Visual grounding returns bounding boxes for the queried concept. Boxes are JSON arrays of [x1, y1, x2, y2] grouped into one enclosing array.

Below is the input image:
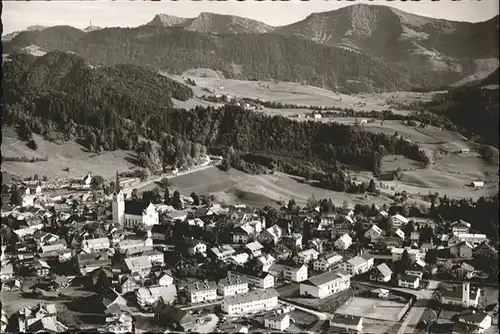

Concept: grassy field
[[166, 71, 437, 115], [168, 166, 394, 208], [1, 127, 137, 180]]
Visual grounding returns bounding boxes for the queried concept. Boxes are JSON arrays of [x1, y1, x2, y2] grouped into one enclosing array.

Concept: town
[[1, 171, 498, 334]]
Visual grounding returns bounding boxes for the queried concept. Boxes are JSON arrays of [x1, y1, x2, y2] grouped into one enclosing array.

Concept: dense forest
[[424, 86, 499, 147], [3, 25, 465, 93], [3, 51, 430, 189]]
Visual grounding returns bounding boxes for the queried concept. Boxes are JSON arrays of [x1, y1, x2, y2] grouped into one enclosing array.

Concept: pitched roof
[[457, 311, 490, 324], [399, 274, 419, 283], [245, 241, 264, 252], [186, 280, 217, 293], [302, 269, 350, 287], [375, 263, 393, 277], [223, 288, 279, 306], [151, 224, 169, 234], [218, 276, 249, 287], [347, 256, 367, 267], [124, 200, 149, 216], [124, 256, 151, 271]]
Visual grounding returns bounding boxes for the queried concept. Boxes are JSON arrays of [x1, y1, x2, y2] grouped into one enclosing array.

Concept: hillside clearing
[[1, 129, 136, 180], [167, 166, 394, 208], [165, 71, 438, 115]]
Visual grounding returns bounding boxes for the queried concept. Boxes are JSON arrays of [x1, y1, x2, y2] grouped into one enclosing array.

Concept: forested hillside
[[4, 51, 428, 191], [3, 25, 459, 93], [425, 86, 499, 147]]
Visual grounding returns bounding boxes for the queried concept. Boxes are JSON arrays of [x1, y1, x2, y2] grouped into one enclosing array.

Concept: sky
[[2, 0, 499, 34]]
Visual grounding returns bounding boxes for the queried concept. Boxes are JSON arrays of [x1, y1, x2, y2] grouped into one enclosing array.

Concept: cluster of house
[[2, 177, 498, 333]]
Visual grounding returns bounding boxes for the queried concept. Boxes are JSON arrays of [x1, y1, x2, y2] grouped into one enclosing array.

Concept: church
[[112, 172, 159, 229]]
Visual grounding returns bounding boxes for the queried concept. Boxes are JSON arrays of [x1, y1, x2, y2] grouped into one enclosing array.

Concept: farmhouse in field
[[471, 181, 484, 189]]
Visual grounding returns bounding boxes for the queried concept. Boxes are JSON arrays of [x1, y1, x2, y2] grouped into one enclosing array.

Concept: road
[[397, 280, 440, 334], [352, 280, 440, 334]]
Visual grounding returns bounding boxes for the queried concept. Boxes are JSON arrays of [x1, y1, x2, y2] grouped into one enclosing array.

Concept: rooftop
[[186, 280, 217, 292], [223, 288, 279, 306], [302, 269, 350, 287]]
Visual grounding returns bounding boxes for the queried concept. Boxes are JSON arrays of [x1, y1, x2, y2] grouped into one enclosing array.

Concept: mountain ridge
[[145, 12, 275, 34]]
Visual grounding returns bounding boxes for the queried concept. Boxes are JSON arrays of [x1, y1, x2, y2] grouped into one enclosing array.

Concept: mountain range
[[3, 4, 499, 92]]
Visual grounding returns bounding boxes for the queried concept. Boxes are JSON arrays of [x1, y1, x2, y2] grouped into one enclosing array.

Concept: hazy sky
[[3, 0, 499, 34]]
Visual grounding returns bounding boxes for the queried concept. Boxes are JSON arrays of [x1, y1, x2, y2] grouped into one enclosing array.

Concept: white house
[[334, 234, 352, 251], [448, 233, 488, 247], [217, 276, 249, 296], [186, 239, 207, 257], [228, 270, 274, 289], [222, 289, 279, 315], [343, 255, 374, 276], [451, 220, 471, 234], [398, 274, 420, 289], [229, 253, 250, 267], [391, 248, 422, 263], [245, 241, 264, 257], [296, 248, 319, 264], [299, 269, 351, 299], [457, 311, 492, 332], [450, 241, 474, 258], [313, 253, 343, 272], [329, 314, 363, 332], [257, 254, 276, 272], [391, 214, 409, 229], [81, 237, 110, 252], [365, 225, 382, 241], [232, 225, 253, 244], [136, 285, 177, 308], [258, 225, 283, 245], [471, 181, 484, 189], [264, 314, 290, 331], [210, 245, 236, 261], [370, 263, 393, 283], [280, 263, 308, 283], [186, 281, 217, 304], [123, 256, 152, 277]]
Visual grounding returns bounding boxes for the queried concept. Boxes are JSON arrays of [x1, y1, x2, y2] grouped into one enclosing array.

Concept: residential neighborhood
[[0, 173, 498, 334]]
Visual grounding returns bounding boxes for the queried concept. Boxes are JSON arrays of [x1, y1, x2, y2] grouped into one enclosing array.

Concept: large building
[[313, 253, 343, 272], [228, 270, 274, 289], [186, 281, 217, 304], [299, 269, 351, 299], [113, 191, 159, 228], [222, 289, 279, 315], [391, 248, 422, 263], [440, 282, 480, 308], [448, 233, 488, 247], [217, 276, 249, 296]]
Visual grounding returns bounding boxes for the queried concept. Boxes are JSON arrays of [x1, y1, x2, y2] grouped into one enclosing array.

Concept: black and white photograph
[[1, 0, 499, 333]]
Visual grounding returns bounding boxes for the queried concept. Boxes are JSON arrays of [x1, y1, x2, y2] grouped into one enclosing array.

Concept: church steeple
[[115, 171, 120, 194]]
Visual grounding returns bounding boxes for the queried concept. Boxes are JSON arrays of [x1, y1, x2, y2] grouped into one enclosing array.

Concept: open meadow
[[1, 127, 136, 180], [166, 69, 438, 115], [167, 166, 394, 208]]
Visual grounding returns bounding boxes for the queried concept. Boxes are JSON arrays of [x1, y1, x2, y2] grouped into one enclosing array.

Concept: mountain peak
[[146, 14, 190, 27]]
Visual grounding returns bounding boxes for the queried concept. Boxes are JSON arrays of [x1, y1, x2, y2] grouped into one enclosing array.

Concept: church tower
[[462, 282, 470, 307], [112, 189, 125, 226]]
